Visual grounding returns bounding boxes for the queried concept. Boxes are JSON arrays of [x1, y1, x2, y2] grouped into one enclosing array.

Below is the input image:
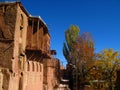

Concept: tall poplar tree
[[63, 25, 94, 89], [63, 25, 80, 64], [63, 25, 80, 90]]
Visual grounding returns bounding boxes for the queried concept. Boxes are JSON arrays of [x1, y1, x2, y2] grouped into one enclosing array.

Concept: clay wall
[[22, 61, 43, 90], [0, 3, 17, 69], [43, 59, 60, 90]]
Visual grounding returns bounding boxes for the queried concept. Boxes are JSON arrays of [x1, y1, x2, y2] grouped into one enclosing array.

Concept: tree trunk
[[115, 70, 120, 90], [109, 78, 112, 90]]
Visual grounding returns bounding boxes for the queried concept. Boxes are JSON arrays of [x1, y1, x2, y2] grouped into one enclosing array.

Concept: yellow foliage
[[93, 48, 120, 82]]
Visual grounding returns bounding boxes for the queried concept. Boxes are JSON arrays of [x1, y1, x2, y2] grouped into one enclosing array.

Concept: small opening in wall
[[32, 62, 34, 71], [9, 69, 13, 73], [2, 86, 4, 89], [21, 72, 23, 76], [20, 14, 24, 27], [27, 62, 30, 71], [12, 57, 14, 59]]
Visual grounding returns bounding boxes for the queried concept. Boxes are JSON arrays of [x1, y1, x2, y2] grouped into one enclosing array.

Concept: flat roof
[[0, 1, 49, 35]]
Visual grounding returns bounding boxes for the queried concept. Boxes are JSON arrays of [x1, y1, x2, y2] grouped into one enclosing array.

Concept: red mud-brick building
[[43, 58, 60, 90], [0, 1, 60, 90]]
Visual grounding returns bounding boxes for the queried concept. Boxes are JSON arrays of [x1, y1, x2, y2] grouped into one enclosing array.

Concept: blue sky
[[21, 0, 120, 66]]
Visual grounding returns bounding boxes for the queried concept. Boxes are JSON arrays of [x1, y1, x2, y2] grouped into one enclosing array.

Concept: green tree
[[63, 25, 80, 90], [63, 25, 80, 64], [63, 25, 94, 89]]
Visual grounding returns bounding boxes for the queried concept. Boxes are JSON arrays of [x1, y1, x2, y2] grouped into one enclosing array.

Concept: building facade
[[0, 1, 60, 90]]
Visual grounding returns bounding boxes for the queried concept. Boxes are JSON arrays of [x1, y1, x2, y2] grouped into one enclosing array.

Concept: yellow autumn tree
[[94, 48, 120, 90]]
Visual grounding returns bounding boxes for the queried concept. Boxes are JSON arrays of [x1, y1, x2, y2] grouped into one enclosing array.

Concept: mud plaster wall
[[12, 3, 28, 73], [0, 68, 10, 90], [0, 4, 17, 69]]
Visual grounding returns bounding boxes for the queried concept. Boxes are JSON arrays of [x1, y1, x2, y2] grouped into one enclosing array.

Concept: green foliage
[[63, 25, 95, 90], [63, 25, 120, 90], [63, 25, 80, 63], [65, 25, 80, 51]]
